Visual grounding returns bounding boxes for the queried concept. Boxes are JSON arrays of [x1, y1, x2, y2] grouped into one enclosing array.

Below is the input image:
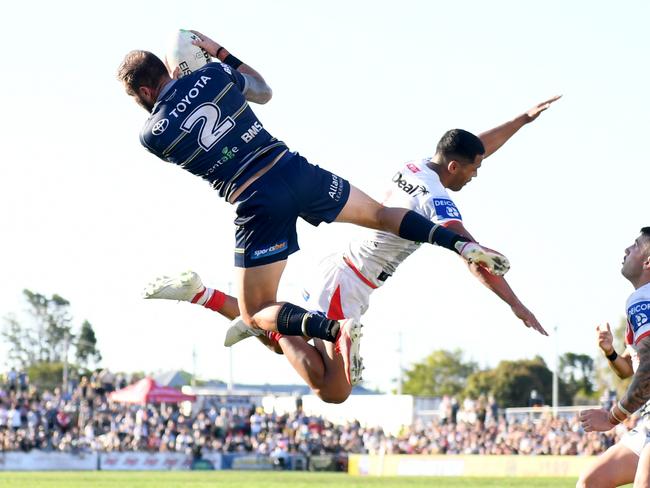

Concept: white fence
[[0, 451, 98, 470], [0, 451, 223, 471]]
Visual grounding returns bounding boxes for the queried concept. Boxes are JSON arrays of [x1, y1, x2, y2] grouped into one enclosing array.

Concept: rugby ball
[[165, 29, 211, 77]]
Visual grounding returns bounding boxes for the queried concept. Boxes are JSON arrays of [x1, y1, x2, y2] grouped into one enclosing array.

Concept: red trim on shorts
[[327, 285, 345, 320], [635, 330, 650, 346], [343, 256, 378, 289]]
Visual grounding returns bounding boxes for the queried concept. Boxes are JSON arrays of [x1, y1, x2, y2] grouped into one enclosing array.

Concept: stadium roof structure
[[109, 377, 197, 405], [154, 369, 192, 388]]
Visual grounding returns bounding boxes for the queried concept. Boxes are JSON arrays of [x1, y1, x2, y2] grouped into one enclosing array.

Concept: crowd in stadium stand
[[0, 370, 633, 457]]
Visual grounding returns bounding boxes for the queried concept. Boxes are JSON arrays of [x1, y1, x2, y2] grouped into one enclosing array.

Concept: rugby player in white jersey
[[145, 97, 558, 401], [578, 228, 650, 488]]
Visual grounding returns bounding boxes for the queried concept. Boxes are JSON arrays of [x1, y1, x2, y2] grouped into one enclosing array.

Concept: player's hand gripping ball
[[165, 29, 211, 78]]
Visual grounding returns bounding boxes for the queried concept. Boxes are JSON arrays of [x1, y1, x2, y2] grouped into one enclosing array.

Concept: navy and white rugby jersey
[[140, 62, 286, 201]]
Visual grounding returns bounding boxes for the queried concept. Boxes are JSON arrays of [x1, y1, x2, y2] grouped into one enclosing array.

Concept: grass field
[[0, 471, 589, 488]]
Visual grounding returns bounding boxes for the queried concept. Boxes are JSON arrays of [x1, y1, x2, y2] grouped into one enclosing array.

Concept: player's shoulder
[[197, 61, 237, 78], [627, 284, 650, 343], [628, 284, 650, 311], [397, 159, 449, 193]]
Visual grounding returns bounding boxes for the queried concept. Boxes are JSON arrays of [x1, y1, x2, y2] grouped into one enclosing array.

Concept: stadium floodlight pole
[[227, 281, 234, 392], [552, 325, 559, 417], [397, 330, 403, 395], [62, 332, 70, 395], [192, 346, 197, 388]]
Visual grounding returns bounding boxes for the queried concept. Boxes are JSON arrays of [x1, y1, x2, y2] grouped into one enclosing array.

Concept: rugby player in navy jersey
[[144, 97, 557, 402], [118, 30, 509, 386]]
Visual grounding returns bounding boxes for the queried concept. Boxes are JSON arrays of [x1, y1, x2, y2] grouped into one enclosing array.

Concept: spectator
[[6, 368, 17, 393]]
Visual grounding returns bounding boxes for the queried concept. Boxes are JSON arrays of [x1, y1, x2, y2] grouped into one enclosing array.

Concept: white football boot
[[143, 271, 205, 302], [335, 319, 364, 386], [223, 317, 263, 347], [458, 242, 510, 276]]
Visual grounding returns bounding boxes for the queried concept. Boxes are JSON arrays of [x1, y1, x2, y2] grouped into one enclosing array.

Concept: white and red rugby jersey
[[625, 283, 650, 372], [345, 158, 463, 288]]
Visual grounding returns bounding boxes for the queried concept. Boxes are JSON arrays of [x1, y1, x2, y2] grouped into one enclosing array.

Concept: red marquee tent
[[109, 377, 196, 405]]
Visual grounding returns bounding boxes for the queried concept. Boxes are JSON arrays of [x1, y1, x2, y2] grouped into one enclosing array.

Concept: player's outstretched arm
[[581, 336, 650, 432], [469, 262, 547, 336], [596, 322, 634, 379], [479, 95, 561, 158], [445, 220, 548, 336], [190, 30, 272, 104]]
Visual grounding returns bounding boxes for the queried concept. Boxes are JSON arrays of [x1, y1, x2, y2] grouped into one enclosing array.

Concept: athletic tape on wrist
[[610, 407, 625, 424], [618, 401, 633, 418], [224, 54, 243, 69]]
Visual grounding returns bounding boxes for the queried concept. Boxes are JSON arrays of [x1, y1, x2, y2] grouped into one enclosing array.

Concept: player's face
[[621, 234, 650, 282], [449, 155, 483, 191]]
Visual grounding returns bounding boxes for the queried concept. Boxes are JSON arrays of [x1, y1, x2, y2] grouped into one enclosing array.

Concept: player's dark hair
[[641, 227, 650, 239], [117, 50, 168, 96], [435, 129, 485, 164]]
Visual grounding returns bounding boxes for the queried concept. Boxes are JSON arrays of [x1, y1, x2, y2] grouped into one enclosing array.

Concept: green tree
[[465, 356, 572, 407], [2, 290, 101, 390], [463, 369, 496, 399], [76, 320, 102, 367], [402, 349, 477, 397], [27, 362, 67, 391], [559, 352, 596, 402], [2, 290, 75, 365]]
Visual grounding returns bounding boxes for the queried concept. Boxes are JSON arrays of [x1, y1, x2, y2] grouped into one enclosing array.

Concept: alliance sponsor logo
[[329, 174, 344, 200], [252, 240, 288, 259], [392, 172, 429, 196]]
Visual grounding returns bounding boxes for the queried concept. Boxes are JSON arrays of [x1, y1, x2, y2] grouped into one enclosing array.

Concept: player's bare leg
[[634, 443, 650, 488], [145, 270, 361, 390], [263, 335, 350, 403], [576, 442, 637, 488], [235, 260, 287, 332], [311, 338, 352, 402], [336, 185, 510, 276]]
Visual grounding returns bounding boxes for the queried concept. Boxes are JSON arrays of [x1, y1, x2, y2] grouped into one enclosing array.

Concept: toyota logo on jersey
[[152, 118, 169, 136]]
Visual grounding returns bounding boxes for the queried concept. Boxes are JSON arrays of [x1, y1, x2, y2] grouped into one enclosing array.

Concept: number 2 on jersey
[[180, 102, 235, 151]]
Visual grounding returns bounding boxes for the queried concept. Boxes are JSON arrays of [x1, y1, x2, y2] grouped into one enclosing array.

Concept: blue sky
[[1, 0, 648, 391]]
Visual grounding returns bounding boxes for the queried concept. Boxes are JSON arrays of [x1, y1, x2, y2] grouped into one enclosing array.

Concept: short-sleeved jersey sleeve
[[421, 193, 463, 225], [207, 62, 248, 93], [414, 166, 462, 225], [627, 299, 650, 345]]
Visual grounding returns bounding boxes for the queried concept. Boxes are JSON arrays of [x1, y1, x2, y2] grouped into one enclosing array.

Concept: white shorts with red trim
[[302, 254, 373, 322], [621, 417, 650, 456]]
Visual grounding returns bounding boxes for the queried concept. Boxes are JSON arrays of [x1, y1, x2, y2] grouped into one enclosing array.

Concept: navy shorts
[[233, 152, 350, 268]]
